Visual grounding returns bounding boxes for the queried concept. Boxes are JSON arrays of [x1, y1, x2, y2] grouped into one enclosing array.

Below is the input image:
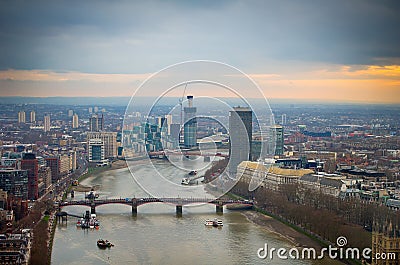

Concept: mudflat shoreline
[[242, 210, 321, 249]]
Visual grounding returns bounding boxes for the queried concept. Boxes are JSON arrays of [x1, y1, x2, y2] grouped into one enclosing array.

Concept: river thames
[[51, 161, 339, 265]]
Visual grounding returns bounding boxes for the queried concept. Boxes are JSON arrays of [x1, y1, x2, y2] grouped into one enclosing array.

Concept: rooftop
[[238, 161, 313, 176]]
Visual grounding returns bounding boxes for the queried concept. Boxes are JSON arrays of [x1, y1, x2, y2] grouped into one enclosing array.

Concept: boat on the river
[[76, 218, 84, 227], [81, 222, 90, 229], [204, 219, 214, 226], [204, 218, 223, 227], [79, 213, 100, 229], [189, 170, 197, 175], [97, 239, 114, 249], [181, 178, 190, 185]]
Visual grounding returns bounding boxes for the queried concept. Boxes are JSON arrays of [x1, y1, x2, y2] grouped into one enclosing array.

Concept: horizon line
[[1, 96, 399, 105]]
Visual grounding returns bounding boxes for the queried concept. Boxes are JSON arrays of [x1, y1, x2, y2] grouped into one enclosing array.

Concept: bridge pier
[[90, 204, 96, 215], [216, 201, 223, 214], [132, 199, 137, 216], [176, 205, 182, 217]]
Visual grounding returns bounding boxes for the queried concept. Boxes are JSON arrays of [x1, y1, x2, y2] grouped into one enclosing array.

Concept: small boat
[[181, 178, 190, 185], [205, 218, 223, 227], [204, 220, 214, 226], [97, 239, 114, 249], [181, 177, 199, 185], [76, 218, 83, 227], [89, 219, 95, 229], [213, 219, 223, 227]]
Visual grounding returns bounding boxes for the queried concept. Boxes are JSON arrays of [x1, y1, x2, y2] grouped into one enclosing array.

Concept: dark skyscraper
[[229, 107, 252, 175]]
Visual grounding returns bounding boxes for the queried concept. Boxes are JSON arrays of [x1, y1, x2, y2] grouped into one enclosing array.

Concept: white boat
[[181, 177, 200, 185], [204, 218, 223, 227], [204, 220, 214, 226], [89, 219, 95, 229], [181, 178, 190, 185], [214, 219, 223, 227]]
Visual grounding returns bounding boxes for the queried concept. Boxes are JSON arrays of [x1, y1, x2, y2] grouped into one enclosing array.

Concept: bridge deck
[[59, 198, 253, 207]]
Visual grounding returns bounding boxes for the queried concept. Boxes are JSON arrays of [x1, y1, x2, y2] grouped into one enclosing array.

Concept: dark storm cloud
[[0, 0, 399, 73]]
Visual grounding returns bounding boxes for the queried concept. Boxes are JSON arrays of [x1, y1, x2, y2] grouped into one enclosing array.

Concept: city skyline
[[0, 1, 399, 103]]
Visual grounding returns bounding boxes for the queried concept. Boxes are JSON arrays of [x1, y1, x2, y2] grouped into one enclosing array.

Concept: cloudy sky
[[0, 0, 399, 103]]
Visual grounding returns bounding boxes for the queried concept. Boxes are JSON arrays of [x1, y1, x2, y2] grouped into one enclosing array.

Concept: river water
[[51, 161, 339, 265]]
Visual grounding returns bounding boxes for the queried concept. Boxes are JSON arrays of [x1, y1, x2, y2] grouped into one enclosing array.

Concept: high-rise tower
[[270, 125, 284, 156], [18, 111, 26, 123], [44, 114, 51, 132], [183, 96, 197, 147], [229, 107, 252, 175], [72, 113, 79, 128], [89, 114, 104, 132], [21, 153, 39, 200], [30, 111, 36, 123]]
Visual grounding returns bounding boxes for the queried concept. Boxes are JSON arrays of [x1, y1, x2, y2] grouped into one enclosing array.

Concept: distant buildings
[[72, 113, 79, 128], [44, 153, 75, 183], [20, 153, 38, 200], [38, 166, 51, 196], [87, 132, 117, 159], [229, 107, 252, 175], [68, 109, 73, 117], [43, 114, 51, 132], [281, 114, 287, 125], [59, 154, 70, 176], [89, 114, 104, 132], [269, 113, 275, 126], [18, 111, 26, 124], [30, 111, 35, 123], [169, 123, 181, 142], [237, 161, 347, 197], [270, 125, 284, 156], [88, 138, 105, 163], [69, 150, 77, 171], [45, 157, 59, 183], [183, 96, 197, 147], [165, 114, 172, 135], [238, 161, 313, 189], [0, 169, 28, 199]]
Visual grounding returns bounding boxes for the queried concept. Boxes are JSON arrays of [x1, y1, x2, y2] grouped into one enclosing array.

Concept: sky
[[0, 0, 399, 103]]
